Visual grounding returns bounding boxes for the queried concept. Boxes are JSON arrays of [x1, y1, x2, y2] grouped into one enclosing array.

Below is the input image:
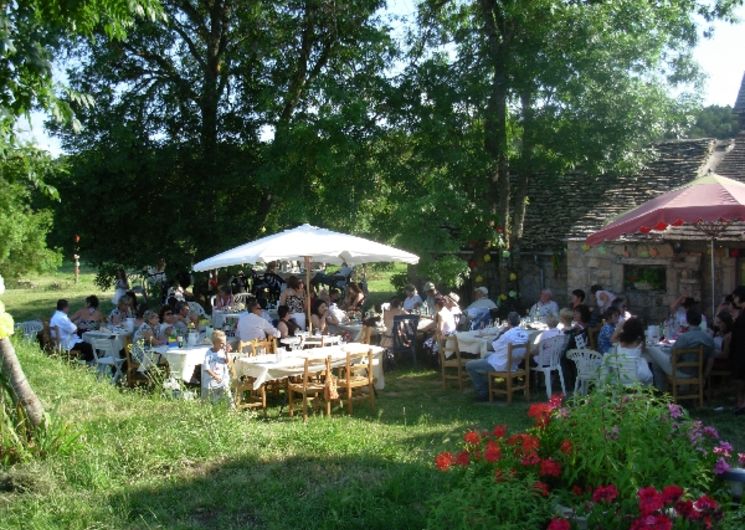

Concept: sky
[[15, 2, 745, 156]]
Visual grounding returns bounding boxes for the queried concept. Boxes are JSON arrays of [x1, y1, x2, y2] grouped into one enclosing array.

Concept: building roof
[[520, 139, 717, 250]]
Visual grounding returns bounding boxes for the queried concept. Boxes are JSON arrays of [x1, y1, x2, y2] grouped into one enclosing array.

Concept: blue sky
[[16, 2, 745, 156]]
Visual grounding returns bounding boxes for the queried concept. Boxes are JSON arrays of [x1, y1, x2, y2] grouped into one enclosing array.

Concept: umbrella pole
[[305, 256, 312, 334], [711, 239, 716, 321]]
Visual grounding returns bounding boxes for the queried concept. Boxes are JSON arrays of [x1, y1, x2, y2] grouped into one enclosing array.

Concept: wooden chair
[[236, 337, 277, 356], [438, 335, 467, 390], [667, 346, 704, 408], [287, 356, 332, 421], [336, 350, 375, 414], [487, 343, 530, 404], [587, 325, 600, 350], [229, 353, 267, 411]]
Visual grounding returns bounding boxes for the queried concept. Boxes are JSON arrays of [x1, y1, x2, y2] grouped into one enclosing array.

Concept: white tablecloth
[[234, 343, 385, 390], [154, 345, 208, 383], [83, 329, 130, 357], [453, 327, 545, 359]]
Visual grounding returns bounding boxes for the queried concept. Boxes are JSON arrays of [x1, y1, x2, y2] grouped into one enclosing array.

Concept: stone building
[[517, 72, 745, 323]]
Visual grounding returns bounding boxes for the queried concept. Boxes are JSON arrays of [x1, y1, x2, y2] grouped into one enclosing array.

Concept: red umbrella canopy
[[586, 174, 745, 246]]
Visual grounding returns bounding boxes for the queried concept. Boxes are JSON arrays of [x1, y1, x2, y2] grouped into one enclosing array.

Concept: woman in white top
[[434, 296, 457, 342], [607, 317, 652, 385]]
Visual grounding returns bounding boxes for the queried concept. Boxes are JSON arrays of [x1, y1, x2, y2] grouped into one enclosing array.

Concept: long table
[[234, 343, 385, 391], [453, 326, 546, 358]]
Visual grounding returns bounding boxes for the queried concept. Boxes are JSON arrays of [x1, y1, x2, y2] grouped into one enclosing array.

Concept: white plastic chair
[[566, 348, 603, 395], [14, 320, 43, 340], [187, 301, 206, 317], [602, 351, 644, 387], [531, 334, 568, 399], [89, 336, 124, 383]]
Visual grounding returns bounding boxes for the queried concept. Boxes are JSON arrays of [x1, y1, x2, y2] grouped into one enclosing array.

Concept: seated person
[[597, 306, 621, 354], [403, 284, 423, 313], [158, 306, 178, 338], [446, 292, 463, 317], [557, 307, 574, 332], [237, 300, 280, 341], [50, 299, 94, 362], [570, 289, 586, 309], [607, 317, 653, 385], [108, 297, 133, 326], [565, 304, 591, 349], [434, 296, 457, 343], [276, 305, 301, 338], [213, 285, 233, 310], [465, 286, 498, 329], [610, 297, 632, 325], [175, 301, 198, 333], [668, 296, 707, 338], [528, 289, 559, 322], [133, 310, 167, 346], [202, 330, 232, 404], [591, 284, 616, 313], [381, 298, 407, 349], [166, 279, 186, 304], [310, 299, 331, 335], [465, 312, 528, 401], [343, 283, 365, 312], [532, 314, 564, 366], [648, 309, 715, 390], [422, 281, 438, 317], [70, 295, 105, 334]]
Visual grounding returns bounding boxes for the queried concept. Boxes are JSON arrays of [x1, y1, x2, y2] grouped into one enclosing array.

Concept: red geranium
[[571, 485, 584, 497], [521, 452, 541, 466], [547, 517, 570, 530], [528, 402, 553, 428], [455, 451, 470, 467], [560, 439, 573, 455], [435, 451, 455, 471], [675, 500, 697, 520], [660, 485, 683, 505], [693, 495, 718, 513], [539, 458, 562, 478], [492, 424, 508, 438], [507, 433, 540, 455], [484, 441, 502, 462], [464, 430, 481, 445], [534, 481, 550, 496], [630, 513, 672, 530], [637, 487, 664, 515], [592, 484, 619, 504], [548, 393, 564, 408]]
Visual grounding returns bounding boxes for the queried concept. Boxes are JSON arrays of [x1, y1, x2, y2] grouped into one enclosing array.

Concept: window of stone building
[[623, 265, 666, 291]]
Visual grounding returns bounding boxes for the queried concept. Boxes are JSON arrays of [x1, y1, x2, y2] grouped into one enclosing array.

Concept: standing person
[[279, 275, 307, 330], [730, 286, 745, 414], [465, 312, 528, 401], [50, 299, 94, 362], [202, 330, 232, 404], [112, 268, 129, 305]]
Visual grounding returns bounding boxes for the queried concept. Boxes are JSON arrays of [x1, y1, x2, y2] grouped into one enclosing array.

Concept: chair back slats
[[535, 335, 566, 368], [566, 348, 602, 395], [487, 342, 530, 403], [669, 346, 704, 407]]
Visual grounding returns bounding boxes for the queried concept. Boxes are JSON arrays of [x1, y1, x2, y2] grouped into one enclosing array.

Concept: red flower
[[571, 485, 584, 497], [560, 439, 573, 455], [484, 441, 502, 462], [693, 495, 718, 513], [637, 487, 663, 515], [455, 451, 470, 467], [547, 517, 571, 530], [630, 513, 672, 530], [661, 485, 684, 505], [435, 451, 455, 471], [592, 484, 619, 504], [548, 393, 564, 408], [539, 458, 562, 478], [534, 481, 550, 497], [464, 430, 481, 445], [521, 452, 540, 466], [507, 433, 540, 455], [528, 403, 553, 427], [675, 500, 697, 520], [492, 424, 508, 438]]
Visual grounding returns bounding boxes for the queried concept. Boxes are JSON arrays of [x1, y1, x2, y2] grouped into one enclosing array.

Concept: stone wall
[[563, 239, 742, 323], [518, 253, 568, 308]]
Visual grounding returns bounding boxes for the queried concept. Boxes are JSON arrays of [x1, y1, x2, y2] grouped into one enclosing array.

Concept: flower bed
[[427, 390, 745, 529]]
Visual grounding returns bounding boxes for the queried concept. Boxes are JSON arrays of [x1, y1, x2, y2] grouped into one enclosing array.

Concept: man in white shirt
[[529, 289, 559, 322], [466, 312, 528, 401], [465, 286, 498, 329], [237, 300, 281, 341], [50, 299, 94, 362]]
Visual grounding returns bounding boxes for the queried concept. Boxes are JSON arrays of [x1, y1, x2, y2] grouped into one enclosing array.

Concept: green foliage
[[425, 474, 554, 529], [684, 105, 741, 140], [417, 255, 471, 290], [0, 146, 62, 278]]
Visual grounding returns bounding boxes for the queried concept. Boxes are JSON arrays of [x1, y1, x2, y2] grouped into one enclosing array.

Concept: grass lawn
[[2, 265, 744, 529]]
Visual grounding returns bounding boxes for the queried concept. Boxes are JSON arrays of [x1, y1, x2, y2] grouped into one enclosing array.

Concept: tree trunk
[[511, 90, 534, 243], [0, 337, 46, 429]]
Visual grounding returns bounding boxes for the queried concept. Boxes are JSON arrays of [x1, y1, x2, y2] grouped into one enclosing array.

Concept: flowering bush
[[428, 390, 742, 529]]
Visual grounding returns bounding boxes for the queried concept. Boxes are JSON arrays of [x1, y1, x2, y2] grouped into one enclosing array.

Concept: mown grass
[[1, 338, 533, 530]]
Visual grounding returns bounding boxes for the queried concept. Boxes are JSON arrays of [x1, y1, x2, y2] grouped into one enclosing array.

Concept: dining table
[[153, 344, 210, 384], [234, 342, 386, 391], [453, 324, 548, 359], [83, 327, 131, 357]]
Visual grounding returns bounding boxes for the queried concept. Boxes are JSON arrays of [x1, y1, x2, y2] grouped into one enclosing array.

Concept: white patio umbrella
[[192, 224, 420, 331]]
